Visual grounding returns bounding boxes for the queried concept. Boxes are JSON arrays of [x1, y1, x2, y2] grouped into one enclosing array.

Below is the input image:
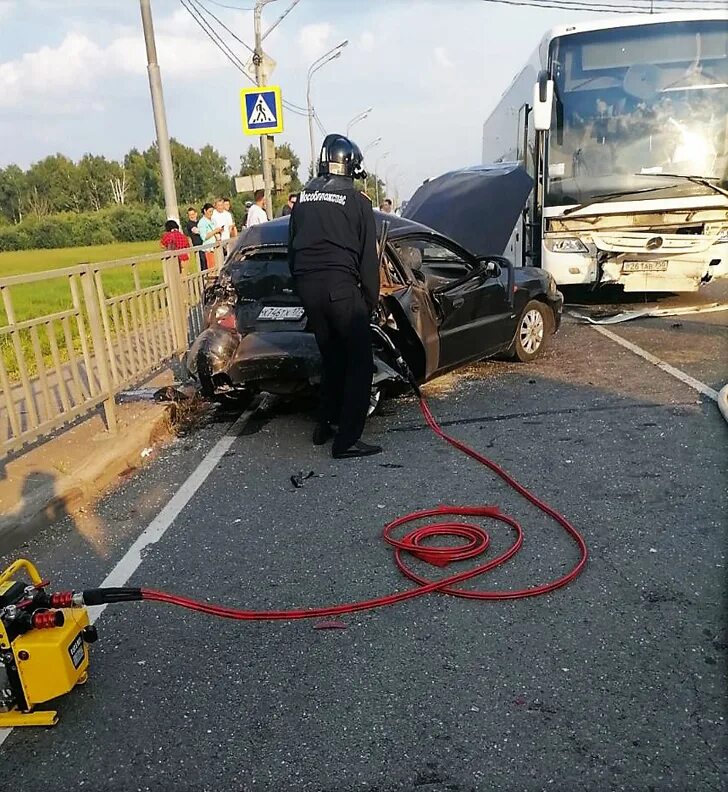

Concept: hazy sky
[[0, 0, 678, 200]]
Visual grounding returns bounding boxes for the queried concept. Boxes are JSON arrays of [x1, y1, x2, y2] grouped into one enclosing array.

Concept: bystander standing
[[277, 192, 298, 217], [379, 198, 393, 213], [160, 220, 190, 272], [223, 198, 238, 239], [184, 207, 206, 271], [212, 198, 236, 253], [197, 203, 223, 270], [245, 189, 268, 227]]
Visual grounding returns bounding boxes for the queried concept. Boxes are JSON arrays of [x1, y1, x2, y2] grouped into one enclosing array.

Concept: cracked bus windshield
[[546, 20, 728, 207]]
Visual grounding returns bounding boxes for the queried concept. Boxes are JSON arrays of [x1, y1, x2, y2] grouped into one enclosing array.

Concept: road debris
[[290, 470, 316, 489], [153, 386, 189, 403], [569, 303, 728, 325], [313, 620, 348, 630]]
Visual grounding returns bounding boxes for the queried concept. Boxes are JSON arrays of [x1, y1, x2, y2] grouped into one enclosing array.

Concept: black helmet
[[318, 133, 366, 179]]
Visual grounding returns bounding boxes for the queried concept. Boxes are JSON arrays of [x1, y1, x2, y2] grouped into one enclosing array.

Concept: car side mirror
[[478, 259, 501, 279]]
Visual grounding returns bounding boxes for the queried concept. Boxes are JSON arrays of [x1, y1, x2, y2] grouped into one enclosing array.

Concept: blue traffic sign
[[240, 86, 284, 136]]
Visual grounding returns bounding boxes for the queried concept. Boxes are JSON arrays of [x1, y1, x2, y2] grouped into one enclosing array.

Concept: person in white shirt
[[245, 189, 268, 227], [211, 198, 235, 251], [222, 198, 237, 238]]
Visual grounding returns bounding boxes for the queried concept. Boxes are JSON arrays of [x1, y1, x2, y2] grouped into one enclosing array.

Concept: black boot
[[312, 423, 335, 445], [332, 440, 383, 459]]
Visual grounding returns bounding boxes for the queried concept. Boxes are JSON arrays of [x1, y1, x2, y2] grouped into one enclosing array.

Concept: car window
[[392, 239, 472, 283]]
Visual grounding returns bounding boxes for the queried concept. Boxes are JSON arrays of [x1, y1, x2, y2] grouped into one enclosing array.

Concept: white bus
[[482, 11, 728, 292]]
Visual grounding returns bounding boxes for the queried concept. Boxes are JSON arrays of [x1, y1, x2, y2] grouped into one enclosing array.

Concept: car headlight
[[546, 274, 559, 297], [545, 237, 588, 253]]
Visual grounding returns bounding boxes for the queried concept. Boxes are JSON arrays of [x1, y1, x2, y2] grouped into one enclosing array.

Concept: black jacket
[[288, 175, 379, 310]]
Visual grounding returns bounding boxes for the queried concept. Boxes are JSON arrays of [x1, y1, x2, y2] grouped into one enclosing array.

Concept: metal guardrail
[[0, 243, 224, 457]]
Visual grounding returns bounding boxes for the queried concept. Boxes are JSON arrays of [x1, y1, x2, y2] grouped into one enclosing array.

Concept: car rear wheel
[[509, 300, 550, 362]]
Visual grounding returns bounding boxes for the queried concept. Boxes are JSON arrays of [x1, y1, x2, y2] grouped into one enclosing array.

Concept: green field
[[0, 241, 180, 381], [0, 241, 161, 324]]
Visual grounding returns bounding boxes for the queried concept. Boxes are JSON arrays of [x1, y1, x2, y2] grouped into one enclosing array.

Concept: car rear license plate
[[623, 260, 669, 273], [257, 306, 305, 321]]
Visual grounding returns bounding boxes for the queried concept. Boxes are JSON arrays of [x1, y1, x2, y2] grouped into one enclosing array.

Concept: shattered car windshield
[[546, 20, 728, 206]]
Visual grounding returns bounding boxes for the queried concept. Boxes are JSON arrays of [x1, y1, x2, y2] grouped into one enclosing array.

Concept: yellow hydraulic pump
[[0, 559, 96, 727]]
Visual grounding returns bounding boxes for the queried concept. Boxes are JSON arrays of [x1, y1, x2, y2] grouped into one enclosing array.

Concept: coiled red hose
[[140, 396, 588, 619]]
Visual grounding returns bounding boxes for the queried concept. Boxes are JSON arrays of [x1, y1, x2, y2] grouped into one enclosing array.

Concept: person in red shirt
[[160, 220, 190, 272]]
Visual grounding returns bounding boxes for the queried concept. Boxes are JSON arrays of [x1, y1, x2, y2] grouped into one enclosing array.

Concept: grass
[[0, 241, 161, 324], [0, 241, 175, 382]]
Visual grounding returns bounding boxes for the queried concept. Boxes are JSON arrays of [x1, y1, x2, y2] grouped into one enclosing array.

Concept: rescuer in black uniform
[[288, 134, 381, 459]]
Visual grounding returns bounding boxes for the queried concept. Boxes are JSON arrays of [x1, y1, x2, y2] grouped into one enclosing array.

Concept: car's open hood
[[402, 163, 533, 258]]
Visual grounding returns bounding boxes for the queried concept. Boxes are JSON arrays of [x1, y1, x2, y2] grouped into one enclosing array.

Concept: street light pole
[[306, 41, 348, 178], [362, 138, 381, 196], [254, 0, 276, 219], [139, 0, 179, 222], [363, 137, 382, 155], [386, 165, 401, 208], [374, 152, 389, 206], [345, 107, 373, 137]]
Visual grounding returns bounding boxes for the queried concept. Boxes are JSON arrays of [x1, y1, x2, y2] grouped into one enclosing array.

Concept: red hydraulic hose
[[140, 395, 588, 619]]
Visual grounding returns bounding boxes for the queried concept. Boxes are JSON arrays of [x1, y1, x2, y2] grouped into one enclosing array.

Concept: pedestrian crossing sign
[[241, 86, 284, 136]]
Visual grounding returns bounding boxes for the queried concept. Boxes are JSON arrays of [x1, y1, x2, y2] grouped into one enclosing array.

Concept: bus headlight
[[714, 228, 728, 245], [545, 237, 588, 253]]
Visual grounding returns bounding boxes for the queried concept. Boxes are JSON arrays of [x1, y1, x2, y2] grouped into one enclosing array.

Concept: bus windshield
[[546, 20, 728, 207]]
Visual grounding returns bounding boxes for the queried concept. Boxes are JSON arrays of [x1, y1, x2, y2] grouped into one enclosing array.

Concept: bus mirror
[[533, 71, 554, 132]]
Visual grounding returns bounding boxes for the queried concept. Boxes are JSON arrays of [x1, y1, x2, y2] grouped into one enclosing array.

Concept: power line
[[188, 0, 310, 115], [194, 0, 310, 113], [204, 0, 254, 9], [196, 0, 254, 53], [180, 0, 310, 117], [480, 0, 727, 12], [180, 0, 254, 80], [312, 110, 327, 137], [533, 0, 727, 8]]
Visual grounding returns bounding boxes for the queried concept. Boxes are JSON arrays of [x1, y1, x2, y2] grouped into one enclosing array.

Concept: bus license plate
[[257, 306, 305, 321], [623, 260, 668, 273]]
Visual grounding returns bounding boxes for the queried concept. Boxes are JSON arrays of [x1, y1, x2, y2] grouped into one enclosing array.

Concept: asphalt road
[[1, 291, 726, 792]]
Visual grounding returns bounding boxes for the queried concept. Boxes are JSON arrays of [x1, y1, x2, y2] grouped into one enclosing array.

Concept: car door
[[392, 236, 512, 371]]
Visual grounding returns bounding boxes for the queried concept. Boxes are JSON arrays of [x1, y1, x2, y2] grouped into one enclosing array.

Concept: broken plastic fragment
[[153, 386, 189, 403], [313, 620, 348, 630], [291, 470, 316, 488]]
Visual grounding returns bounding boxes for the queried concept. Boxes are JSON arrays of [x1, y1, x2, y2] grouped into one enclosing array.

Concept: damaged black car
[[187, 209, 563, 413]]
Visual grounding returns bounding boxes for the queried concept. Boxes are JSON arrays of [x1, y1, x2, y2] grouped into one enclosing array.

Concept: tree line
[[0, 139, 384, 252], [0, 140, 233, 225]]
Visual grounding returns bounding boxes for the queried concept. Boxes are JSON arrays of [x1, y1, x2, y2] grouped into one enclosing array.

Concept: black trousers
[[294, 273, 373, 450]]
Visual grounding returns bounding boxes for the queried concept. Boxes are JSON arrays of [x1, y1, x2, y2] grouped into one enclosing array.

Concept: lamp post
[[362, 138, 381, 195], [386, 165, 401, 209], [307, 41, 348, 177], [346, 107, 373, 137], [363, 137, 382, 155], [374, 152, 390, 207]]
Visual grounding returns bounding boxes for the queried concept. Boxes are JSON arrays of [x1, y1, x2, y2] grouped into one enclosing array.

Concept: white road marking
[[0, 407, 255, 749], [590, 325, 719, 402]]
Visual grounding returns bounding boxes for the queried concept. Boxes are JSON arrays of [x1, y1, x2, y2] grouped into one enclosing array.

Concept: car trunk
[[228, 248, 307, 333]]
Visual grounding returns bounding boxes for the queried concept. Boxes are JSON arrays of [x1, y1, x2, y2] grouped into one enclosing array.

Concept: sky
[[0, 0, 689, 201]]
